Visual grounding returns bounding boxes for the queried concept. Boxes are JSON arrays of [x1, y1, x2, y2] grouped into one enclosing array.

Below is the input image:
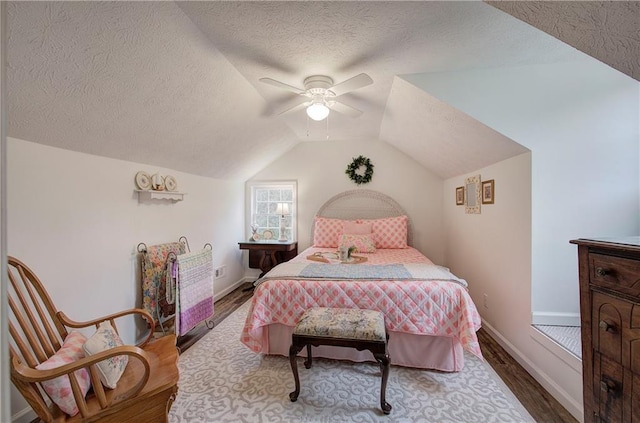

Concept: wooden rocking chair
[[7, 256, 179, 422]]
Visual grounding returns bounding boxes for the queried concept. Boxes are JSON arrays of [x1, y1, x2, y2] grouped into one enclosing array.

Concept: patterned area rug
[[170, 300, 534, 422]]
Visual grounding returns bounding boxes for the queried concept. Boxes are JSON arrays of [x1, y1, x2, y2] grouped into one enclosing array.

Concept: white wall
[[406, 60, 639, 322], [0, 3, 8, 422], [445, 153, 585, 419], [412, 60, 639, 420], [248, 139, 445, 263], [7, 137, 245, 421], [444, 154, 531, 334]]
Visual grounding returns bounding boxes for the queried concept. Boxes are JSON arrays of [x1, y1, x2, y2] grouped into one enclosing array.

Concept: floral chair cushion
[[82, 321, 128, 389], [294, 307, 386, 342]]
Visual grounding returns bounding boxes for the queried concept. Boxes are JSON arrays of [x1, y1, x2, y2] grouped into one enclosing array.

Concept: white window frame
[[245, 180, 297, 242]]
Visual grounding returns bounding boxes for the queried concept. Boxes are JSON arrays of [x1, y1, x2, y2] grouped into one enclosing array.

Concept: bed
[[240, 189, 482, 371]]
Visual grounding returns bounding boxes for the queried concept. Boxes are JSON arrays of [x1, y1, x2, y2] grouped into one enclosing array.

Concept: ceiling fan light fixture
[[306, 102, 330, 121]]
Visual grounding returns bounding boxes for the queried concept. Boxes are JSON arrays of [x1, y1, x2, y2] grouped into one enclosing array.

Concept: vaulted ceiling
[[6, 1, 637, 180]]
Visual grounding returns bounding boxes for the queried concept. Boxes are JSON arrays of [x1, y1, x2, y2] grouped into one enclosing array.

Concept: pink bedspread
[[240, 247, 483, 359]]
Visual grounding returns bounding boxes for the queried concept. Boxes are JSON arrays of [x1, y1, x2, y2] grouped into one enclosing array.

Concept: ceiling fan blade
[[329, 73, 373, 97], [259, 78, 305, 95], [328, 100, 363, 118], [274, 96, 310, 116]]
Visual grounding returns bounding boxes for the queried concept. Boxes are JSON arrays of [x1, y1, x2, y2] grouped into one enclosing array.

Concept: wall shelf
[[135, 190, 185, 203]]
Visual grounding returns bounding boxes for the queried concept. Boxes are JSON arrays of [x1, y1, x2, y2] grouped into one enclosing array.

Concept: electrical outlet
[[483, 293, 489, 309], [214, 265, 226, 279]]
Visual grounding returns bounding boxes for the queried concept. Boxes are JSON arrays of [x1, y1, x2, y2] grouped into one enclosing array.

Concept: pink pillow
[[339, 234, 376, 253], [342, 221, 372, 235], [313, 217, 346, 248], [36, 331, 91, 416], [358, 215, 408, 249]]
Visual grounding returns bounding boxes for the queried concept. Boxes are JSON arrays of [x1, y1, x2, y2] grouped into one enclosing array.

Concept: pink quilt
[[240, 247, 483, 359]]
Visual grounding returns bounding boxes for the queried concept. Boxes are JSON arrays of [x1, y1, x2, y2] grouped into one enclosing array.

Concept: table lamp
[[276, 203, 289, 242]]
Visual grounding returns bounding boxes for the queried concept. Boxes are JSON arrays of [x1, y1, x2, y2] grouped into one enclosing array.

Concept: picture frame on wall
[[482, 179, 495, 204], [455, 186, 465, 205], [465, 174, 481, 214]]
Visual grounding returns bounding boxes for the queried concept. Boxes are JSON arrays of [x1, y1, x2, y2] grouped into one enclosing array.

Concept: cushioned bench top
[[293, 307, 386, 342]]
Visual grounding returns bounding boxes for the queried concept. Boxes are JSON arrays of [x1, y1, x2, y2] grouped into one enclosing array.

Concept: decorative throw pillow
[[36, 331, 91, 416], [342, 221, 372, 235], [339, 234, 376, 253], [313, 217, 346, 248], [82, 321, 128, 389], [359, 215, 408, 249]]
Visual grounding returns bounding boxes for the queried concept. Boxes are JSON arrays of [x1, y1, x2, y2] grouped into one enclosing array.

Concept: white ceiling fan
[[259, 73, 373, 121]]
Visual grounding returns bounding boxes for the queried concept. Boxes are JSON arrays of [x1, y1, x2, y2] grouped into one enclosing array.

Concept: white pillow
[[82, 321, 128, 389]]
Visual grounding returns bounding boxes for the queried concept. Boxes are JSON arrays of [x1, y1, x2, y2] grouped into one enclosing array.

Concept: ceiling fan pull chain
[[326, 114, 330, 140], [306, 114, 310, 138]]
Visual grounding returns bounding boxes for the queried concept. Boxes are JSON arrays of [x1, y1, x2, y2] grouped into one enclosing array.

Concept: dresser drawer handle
[[599, 320, 615, 332], [595, 267, 609, 277], [600, 379, 616, 393]]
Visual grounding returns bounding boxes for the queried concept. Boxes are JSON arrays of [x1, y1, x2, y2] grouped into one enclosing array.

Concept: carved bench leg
[[374, 352, 392, 415], [289, 343, 305, 402], [304, 344, 313, 369]]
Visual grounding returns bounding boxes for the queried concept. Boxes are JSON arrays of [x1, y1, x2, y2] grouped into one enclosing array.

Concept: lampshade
[[306, 102, 330, 121], [275, 203, 290, 216]]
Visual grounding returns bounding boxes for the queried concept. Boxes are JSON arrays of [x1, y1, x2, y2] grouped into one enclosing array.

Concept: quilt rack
[[138, 236, 214, 338]]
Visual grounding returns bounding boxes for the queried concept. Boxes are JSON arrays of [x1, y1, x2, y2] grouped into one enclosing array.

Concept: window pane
[[255, 215, 268, 228], [256, 189, 269, 202], [248, 181, 297, 241], [268, 190, 281, 202], [256, 202, 268, 214], [268, 215, 280, 228]]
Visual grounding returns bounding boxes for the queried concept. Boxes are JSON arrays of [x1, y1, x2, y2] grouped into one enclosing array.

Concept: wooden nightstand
[[238, 240, 298, 277]]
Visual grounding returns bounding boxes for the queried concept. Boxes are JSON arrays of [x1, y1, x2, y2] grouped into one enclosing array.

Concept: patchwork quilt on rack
[[141, 242, 186, 322]]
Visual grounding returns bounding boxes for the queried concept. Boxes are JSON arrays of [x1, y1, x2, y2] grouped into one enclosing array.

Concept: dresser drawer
[[593, 352, 624, 423], [592, 291, 640, 370], [593, 291, 625, 364], [590, 253, 640, 299]]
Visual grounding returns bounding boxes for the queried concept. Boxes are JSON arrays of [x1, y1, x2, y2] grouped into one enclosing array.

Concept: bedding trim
[[255, 261, 467, 288]]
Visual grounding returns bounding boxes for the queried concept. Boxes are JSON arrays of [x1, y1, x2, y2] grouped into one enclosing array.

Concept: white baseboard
[[11, 407, 35, 423], [214, 277, 253, 301], [481, 319, 584, 423], [531, 311, 580, 327]]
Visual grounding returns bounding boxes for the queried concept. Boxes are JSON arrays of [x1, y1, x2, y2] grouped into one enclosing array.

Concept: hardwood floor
[[176, 282, 255, 353], [179, 282, 578, 423], [477, 329, 578, 423]]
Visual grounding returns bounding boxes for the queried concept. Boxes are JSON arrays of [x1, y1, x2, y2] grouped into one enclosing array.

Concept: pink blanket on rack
[[176, 249, 214, 336]]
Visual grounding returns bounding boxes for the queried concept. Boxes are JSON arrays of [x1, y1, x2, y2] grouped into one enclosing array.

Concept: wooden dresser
[[571, 238, 640, 423]]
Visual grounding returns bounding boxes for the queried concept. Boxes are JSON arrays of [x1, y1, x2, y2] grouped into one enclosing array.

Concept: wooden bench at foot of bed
[[289, 307, 392, 415]]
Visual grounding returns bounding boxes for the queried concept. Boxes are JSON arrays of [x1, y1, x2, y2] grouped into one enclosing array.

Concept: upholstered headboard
[[312, 189, 414, 247]]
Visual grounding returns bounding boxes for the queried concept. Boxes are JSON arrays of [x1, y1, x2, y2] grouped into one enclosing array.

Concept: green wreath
[[345, 155, 374, 185]]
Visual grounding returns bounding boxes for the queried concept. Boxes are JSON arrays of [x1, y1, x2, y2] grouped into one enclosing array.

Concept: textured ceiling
[[6, 1, 296, 179], [380, 77, 528, 179], [6, 1, 629, 180], [487, 1, 640, 82]]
